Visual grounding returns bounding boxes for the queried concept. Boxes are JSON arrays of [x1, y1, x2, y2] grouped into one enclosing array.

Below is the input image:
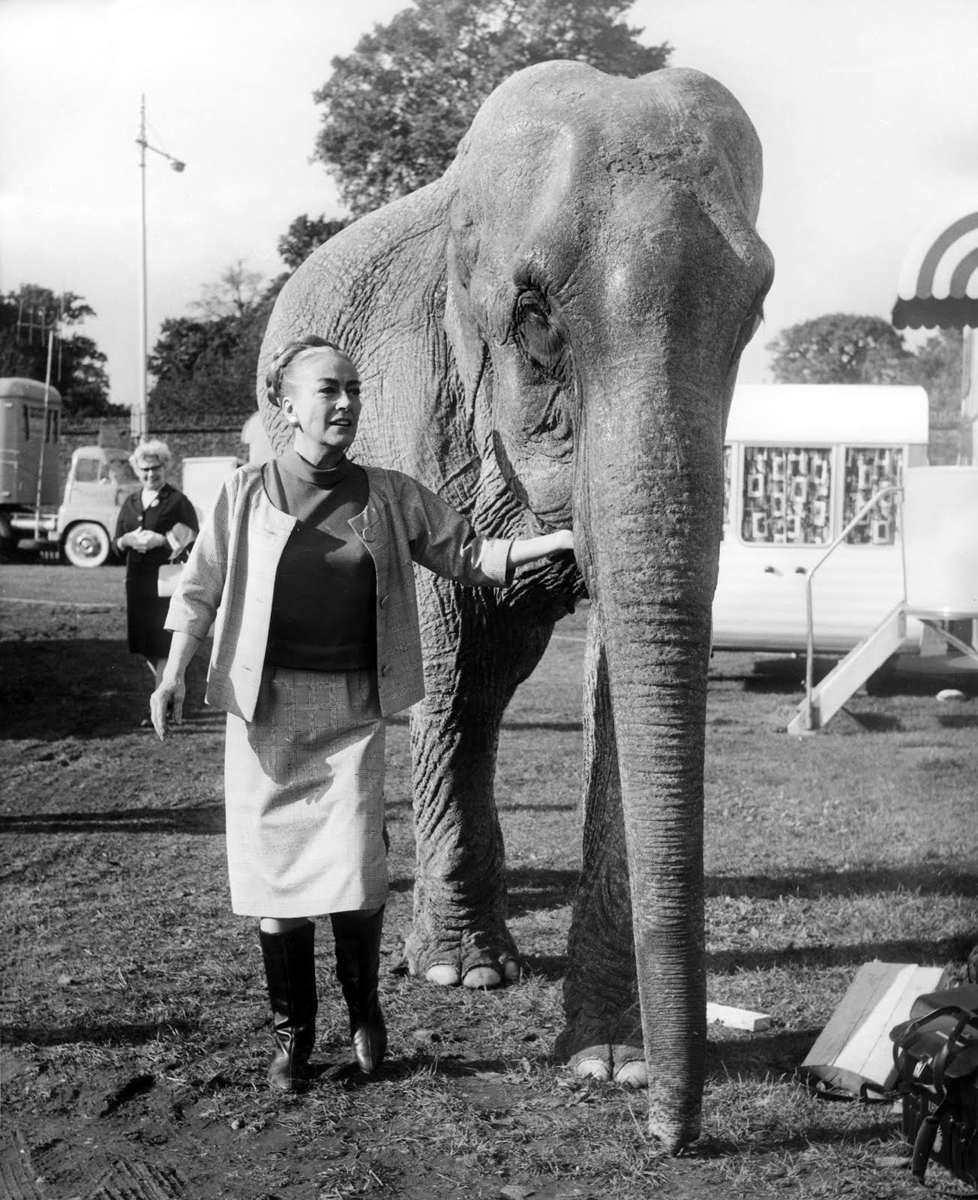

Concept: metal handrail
[[802, 484, 906, 731]]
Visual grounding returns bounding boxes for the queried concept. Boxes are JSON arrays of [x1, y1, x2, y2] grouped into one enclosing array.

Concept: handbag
[[157, 521, 196, 598], [157, 562, 184, 598], [889, 984, 978, 1188]]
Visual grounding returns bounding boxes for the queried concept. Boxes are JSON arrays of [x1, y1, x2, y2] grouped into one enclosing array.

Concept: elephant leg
[[404, 575, 553, 989], [555, 604, 645, 1086]]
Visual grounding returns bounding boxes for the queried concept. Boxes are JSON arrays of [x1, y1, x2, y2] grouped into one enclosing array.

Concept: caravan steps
[[787, 603, 908, 735]]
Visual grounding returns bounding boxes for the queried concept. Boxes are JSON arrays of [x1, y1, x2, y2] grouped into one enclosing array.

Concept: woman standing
[[150, 336, 574, 1093], [114, 440, 198, 692]]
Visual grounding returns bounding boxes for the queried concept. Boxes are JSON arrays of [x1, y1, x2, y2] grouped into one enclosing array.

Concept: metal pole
[[136, 95, 148, 443], [134, 98, 185, 443], [33, 326, 56, 539]]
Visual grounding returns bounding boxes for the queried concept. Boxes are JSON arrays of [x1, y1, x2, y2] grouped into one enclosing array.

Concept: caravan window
[[741, 446, 833, 545], [843, 447, 903, 545]]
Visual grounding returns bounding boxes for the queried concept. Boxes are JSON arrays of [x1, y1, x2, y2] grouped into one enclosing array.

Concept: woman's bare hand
[[150, 677, 185, 741]]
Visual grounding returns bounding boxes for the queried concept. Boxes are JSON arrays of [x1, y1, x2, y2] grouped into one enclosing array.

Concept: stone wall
[[58, 423, 249, 490]]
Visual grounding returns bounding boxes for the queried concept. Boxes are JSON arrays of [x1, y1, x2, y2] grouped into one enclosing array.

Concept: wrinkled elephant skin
[[260, 62, 773, 1150]]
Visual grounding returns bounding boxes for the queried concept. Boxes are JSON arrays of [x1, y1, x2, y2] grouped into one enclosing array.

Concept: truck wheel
[[63, 522, 111, 568]]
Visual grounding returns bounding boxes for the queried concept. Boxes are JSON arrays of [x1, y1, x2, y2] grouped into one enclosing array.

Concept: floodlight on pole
[[135, 96, 186, 442]]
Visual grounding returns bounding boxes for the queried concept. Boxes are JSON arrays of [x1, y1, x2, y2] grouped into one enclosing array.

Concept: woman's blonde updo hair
[[130, 438, 172, 471], [265, 336, 351, 408]]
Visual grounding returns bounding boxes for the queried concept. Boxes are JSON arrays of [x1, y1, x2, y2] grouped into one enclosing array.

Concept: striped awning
[[892, 209, 978, 329]]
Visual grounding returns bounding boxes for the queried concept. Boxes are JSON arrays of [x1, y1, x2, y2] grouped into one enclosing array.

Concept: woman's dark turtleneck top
[[264, 448, 377, 671]]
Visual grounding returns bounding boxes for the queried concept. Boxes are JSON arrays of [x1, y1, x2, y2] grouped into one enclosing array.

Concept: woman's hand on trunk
[[508, 530, 575, 567]]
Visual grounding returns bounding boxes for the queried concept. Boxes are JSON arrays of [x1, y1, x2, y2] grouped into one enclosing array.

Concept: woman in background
[[114, 439, 198, 693]]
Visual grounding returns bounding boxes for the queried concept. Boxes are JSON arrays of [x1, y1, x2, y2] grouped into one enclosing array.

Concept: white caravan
[[712, 384, 930, 653]]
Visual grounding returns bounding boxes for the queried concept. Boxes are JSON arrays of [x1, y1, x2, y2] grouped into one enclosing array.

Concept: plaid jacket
[[166, 462, 513, 722]]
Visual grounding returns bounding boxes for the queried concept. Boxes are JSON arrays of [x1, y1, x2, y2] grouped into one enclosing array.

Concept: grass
[[1, 563, 976, 1199]]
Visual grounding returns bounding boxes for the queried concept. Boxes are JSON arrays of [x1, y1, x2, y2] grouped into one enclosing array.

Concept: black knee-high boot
[[330, 907, 387, 1074], [259, 922, 318, 1092]]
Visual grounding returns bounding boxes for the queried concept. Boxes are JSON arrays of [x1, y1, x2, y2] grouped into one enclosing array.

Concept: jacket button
[[362, 529, 374, 543], [380, 664, 390, 677], [379, 595, 387, 609]]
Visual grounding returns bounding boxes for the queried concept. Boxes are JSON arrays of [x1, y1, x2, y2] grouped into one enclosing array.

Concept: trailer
[[712, 384, 930, 653], [0, 377, 139, 566]]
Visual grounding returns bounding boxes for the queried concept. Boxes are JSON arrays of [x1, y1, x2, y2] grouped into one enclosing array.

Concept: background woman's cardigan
[[165, 462, 513, 722]]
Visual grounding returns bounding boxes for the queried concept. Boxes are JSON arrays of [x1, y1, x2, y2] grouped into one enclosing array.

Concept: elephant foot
[[405, 923, 520, 990], [404, 880, 520, 990], [569, 1045, 647, 1088], [425, 958, 520, 989]]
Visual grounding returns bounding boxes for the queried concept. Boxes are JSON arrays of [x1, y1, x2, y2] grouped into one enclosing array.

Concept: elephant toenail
[[573, 1058, 611, 1082], [462, 966, 502, 989], [614, 1061, 648, 1088], [426, 964, 461, 986]]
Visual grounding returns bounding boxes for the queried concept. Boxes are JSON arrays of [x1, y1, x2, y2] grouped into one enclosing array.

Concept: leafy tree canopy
[[0, 284, 122, 420], [148, 266, 277, 428], [313, 0, 671, 215], [766, 313, 966, 463], [765, 314, 915, 386], [278, 215, 349, 271]]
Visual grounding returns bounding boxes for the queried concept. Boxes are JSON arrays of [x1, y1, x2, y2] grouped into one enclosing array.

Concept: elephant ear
[[443, 236, 489, 423]]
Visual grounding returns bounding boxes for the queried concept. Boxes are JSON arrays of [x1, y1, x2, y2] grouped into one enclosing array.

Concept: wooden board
[[798, 961, 945, 1096]]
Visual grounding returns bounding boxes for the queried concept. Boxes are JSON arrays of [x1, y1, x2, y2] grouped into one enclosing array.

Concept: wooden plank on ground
[[707, 1002, 772, 1031]]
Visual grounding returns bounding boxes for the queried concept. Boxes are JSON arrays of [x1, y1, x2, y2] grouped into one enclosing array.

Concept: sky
[[2, 0, 977, 408]]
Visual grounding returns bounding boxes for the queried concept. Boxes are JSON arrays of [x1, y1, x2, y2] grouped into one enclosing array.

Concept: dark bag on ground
[[889, 983, 978, 1188]]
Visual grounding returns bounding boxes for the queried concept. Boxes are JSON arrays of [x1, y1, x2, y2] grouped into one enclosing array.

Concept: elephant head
[[259, 62, 772, 1151]]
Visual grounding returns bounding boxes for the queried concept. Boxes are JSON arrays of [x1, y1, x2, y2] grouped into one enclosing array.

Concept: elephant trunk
[[576, 376, 723, 1151]]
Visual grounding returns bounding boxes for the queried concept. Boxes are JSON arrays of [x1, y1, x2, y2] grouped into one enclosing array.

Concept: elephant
[[258, 61, 773, 1150]]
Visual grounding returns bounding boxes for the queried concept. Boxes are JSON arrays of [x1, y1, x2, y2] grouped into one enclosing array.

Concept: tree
[[765, 314, 915, 386], [766, 313, 967, 462], [905, 327, 965, 463], [313, 0, 671, 215], [0, 284, 121, 419], [148, 265, 277, 428], [277, 215, 348, 271], [192, 260, 267, 320]]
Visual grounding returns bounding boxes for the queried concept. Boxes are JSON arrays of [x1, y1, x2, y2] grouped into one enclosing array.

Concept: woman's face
[[135, 459, 165, 490], [281, 348, 361, 458]]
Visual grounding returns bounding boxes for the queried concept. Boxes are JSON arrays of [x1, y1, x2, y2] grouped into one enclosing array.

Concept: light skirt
[[224, 665, 388, 917]]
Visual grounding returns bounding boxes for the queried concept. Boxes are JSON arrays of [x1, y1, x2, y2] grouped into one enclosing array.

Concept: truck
[[0, 376, 140, 567]]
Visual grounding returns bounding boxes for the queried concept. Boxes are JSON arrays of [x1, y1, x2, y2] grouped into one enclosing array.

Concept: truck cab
[[57, 446, 139, 566]]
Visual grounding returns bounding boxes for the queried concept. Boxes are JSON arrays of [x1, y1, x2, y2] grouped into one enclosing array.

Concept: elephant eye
[[514, 293, 567, 377]]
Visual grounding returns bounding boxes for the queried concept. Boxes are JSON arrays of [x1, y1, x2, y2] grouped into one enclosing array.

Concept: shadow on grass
[[329, 1051, 516, 1089], [519, 953, 568, 981], [0, 804, 225, 835], [507, 865, 579, 917], [839, 710, 904, 732], [709, 933, 972, 976], [384, 864, 578, 912], [706, 864, 977, 899], [0, 639, 210, 741], [706, 1027, 818, 1083], [3, 1018, 199, 1048]]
